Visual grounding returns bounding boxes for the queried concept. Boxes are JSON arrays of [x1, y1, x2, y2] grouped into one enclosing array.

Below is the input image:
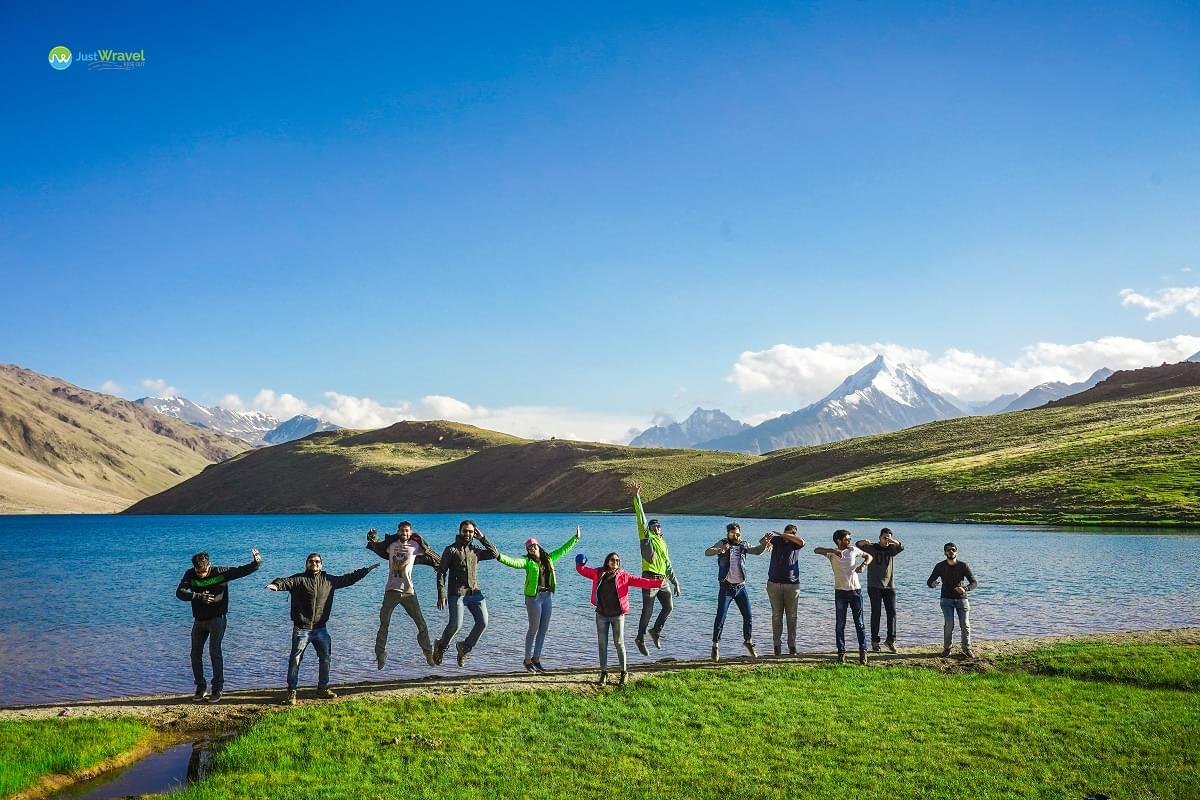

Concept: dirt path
[[3, 627, 1196, 733]]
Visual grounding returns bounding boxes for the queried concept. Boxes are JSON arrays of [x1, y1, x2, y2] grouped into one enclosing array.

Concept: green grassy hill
[[124, 420, 758, 513], [651, 386, 1200, 526], [0, 365, 250, 513]]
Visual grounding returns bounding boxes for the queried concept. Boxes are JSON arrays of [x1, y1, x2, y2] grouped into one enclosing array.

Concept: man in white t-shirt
[[813, 529, 873, 664], [366, 521, 441, 668]]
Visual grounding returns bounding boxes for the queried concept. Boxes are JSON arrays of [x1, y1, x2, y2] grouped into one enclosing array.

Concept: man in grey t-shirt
[[855, 528, 904, 653]]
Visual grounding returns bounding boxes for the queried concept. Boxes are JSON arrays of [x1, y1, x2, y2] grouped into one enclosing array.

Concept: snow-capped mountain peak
[[136, 396, 280, 445]]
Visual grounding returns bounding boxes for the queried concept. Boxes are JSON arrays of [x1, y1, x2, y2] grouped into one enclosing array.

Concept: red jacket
[[576, 563, 663, 614]]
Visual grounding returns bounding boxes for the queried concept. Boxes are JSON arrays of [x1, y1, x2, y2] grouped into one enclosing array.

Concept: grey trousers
[[596, 613, 627, 672], [376, 590, 432, 660], [766, 581, 800, 653]]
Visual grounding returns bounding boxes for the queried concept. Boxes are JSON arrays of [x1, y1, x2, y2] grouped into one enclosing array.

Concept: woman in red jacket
[[576, 552, 664, 686]]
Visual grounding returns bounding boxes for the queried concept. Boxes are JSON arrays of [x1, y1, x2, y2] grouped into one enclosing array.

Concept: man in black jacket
[[175, 548, 261, 703], [267, 553, 379, 705], [856, 528, 905, 653], [433, 520, 498, 667]]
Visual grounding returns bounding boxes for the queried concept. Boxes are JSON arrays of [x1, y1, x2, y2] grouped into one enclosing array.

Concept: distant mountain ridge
[[1047, 361, 1200, 407], [696, 355, 963, 454], [137, 396, 340, 446], [630, 408, 747, 448], [0, 365, 250, 513], [1001, 368, 1114, 412]]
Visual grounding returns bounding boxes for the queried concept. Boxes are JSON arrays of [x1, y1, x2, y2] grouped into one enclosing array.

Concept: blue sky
[[2, 2, 1197, 440]]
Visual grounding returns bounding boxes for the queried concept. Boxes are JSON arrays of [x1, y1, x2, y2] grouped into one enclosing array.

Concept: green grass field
[[0, 717, 150, 797], [654, 387, 1200, 525], [1004, 642, 1200, 690], [166, 643, 1198, 800]]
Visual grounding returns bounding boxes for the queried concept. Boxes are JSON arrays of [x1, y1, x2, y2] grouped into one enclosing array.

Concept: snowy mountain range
[[999, 368, 1114, 412], [629, 408, 748, 448], [695, 355, 963, 454], [136, 397, 339, 446]]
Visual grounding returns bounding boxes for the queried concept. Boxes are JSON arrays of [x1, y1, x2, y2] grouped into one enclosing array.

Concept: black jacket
[[367, 532, 440, 568], [176, 560, 261, 621], [271, 568, 371, 629], [437, 534, 498, 600]]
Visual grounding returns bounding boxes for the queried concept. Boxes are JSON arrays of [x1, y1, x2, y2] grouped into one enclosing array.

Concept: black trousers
[[867, 587, 896, 644], [190, 615, 227, 690]]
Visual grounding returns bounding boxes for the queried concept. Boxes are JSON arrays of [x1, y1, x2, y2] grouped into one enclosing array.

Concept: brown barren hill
[[0, 364, 250, 513], [1046, 361, 1200, 407]]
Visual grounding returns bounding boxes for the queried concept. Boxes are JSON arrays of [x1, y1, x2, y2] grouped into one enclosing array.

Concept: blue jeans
[[713, 582, 753, 643], [438, 591, 488, 653], [940, 598, 972, 650], [834, 589, 866, 653], [190, 615, 227, 691], [287, 626, 331, 690], [524, 592, 553, 660]]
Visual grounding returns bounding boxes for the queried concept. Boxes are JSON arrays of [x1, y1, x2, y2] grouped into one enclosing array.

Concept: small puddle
[[50, 734, 230, 800]]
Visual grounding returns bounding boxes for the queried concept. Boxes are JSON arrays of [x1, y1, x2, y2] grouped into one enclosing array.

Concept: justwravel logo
[[49, 45, 147, 71], [48, 45, 72, 69]]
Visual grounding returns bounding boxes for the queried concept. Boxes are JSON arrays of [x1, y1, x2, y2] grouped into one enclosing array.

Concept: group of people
[[176, 483, 979, 704]]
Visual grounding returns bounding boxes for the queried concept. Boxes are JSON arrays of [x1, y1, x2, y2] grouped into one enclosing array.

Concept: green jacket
[[496, 534, 579, 597], [634, 492, 677, 584]]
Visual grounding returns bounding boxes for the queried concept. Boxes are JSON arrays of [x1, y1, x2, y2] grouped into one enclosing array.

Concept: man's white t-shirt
[[825, 546, 866, 591], [385, 540, 420, 594]]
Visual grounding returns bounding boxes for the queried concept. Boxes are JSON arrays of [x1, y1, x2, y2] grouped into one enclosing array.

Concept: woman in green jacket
[[496, 526, 581, 672]]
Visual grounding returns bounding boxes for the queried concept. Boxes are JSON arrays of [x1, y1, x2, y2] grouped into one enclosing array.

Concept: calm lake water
[[1, 513, 1197, 706]]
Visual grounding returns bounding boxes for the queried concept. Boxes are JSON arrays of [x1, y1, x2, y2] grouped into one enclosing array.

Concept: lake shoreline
[[4, 626, 1196, 731]]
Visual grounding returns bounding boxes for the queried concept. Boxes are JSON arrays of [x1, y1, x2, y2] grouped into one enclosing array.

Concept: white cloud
[[219, 394, 246, 411], [728, 335, 1200, 402], [140, 377, 178, 397], [100, 380, 123, 395], [1120, 287, 1200, 320]]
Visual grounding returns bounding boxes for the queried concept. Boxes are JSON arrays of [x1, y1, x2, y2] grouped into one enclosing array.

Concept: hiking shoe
[[837, 651, 846, 664], [456, 642, 469, 667], [423, 649, 436, 667], [962, 648, 976, 659], [524, 658, 536, 673], [744, 641, 758, 660], [788, 647, 798, 656], [711, 643, 720, 662], [618, 671, 628, 687], [941, 647, 952, 658], [859, 650, 868, 666], [432, 643, 445, 666], [192, 688, 207, 703], [649, 629, 662, 649], [885, 642, 897, 654], [531, 659, 547, 674], [872, 643, 881, 653], [375, 651, 386, 670], [207, 690, 223, 704], [635, 638, 649, 656], [315, 688, 337, 700], [283, 690, 297, 706], [597, 671, 608, 687]]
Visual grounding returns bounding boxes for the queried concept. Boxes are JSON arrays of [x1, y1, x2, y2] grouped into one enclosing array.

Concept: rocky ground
[[3, 627, 1196, 733]]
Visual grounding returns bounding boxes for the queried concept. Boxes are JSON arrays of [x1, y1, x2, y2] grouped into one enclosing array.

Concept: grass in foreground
[[0, 717, 150, 797], [177, 645, 1200, 800], [1003, 642, 1200, 690]]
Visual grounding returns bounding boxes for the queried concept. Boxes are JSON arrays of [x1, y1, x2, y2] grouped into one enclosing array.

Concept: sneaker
[[456, 642, 469, 667], [871, 643, 881, 653], [207, 690, 223, 704], [375, 651, 386, 670], [432, 643, 445, 666], [837, 651, 846, 664], [192, 687, 207, 703], [649, 629, 662, 649], [531, 659, 547, 674], [788, 647, 798, 656], [283, 690, 297, 706], [618, 671, 628, 687], [315, 688, 337, 700], [885, 642, 897, 654], [635, 638, 649, 657], [423, 649, 436, 667], [524, 658, 536, 673], [773, 645, 782, 657], [744, 641, 758, 660], [711, 643, 720, 662], [859, 650, 868, 666], [596, 671, 608, 686], [941, 647, 952, 658], [962, 648, 976, 659]]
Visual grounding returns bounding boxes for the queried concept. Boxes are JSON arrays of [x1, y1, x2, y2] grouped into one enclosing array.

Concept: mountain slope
[[697, 355, 962, 454], [124, 420, 758, 513], [652, 383, 1200, 526], [0, 365, 251, 513], [630, 408, 747, 448], [1001, 368, 1113, 412], [137, 396, 279, 445], [1047, 361, 1200, 408]]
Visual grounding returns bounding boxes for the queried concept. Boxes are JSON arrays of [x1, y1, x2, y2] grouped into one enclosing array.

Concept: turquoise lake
[[1, 513, 1197, 706]]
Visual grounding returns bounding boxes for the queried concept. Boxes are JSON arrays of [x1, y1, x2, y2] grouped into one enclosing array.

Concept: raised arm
[[548, 528, 580, 562], [473, 532, 499, 562], [813, 546, 836, 556], [222, 549, 263, 581], [631, 482, 650, 541], [365, 529, 390, 560], [775, 532, 806, 547], [746, 542, 768, 555]]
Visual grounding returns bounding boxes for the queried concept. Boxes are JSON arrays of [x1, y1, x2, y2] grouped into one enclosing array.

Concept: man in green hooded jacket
[[630, 482, 681, 656]]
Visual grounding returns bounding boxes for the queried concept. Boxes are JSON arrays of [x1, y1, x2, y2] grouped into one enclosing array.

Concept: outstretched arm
[[222, 549, 263, 581], [704, 541, 728, 557], [548, 528, 580, 562], [329, 564, 379, 589], [813, 547, 835, 556], [631, 482, 650, 541], [495, 552, 526, 570], [627, 572, 666, 590]]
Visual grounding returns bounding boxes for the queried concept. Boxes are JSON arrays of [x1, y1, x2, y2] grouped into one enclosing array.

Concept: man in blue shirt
[[762, 524, 806, 656]]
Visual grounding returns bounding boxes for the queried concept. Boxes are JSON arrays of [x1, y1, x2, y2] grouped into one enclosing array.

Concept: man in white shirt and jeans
[[366, 522, 441, 668], [813, 529, 874, 665]]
